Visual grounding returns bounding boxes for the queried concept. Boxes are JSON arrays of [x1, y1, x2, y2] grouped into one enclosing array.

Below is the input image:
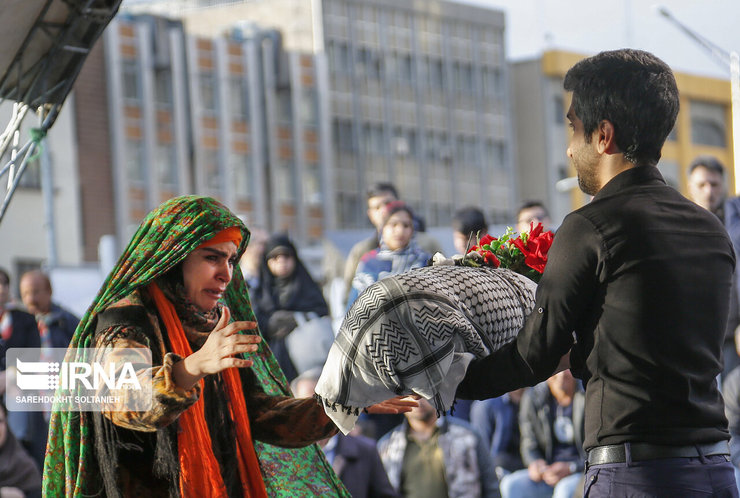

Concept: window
[[690, 101, 727, 147], [122, 59, 140, 101], [328, 41, 350, 74], [300, 90, 318, 125], [155, 144, 177, 187], [229, 77, 249, 121], [393, 129, 409, 157], [361, 48, 380, 80], [692, 120, 726, 147], [460, 64, 473, 94], [482, 67, 502, 97], [553, 95, 564, 124], [303, 162, 323, 205], [337, 43, 350, 74], [275, 159, 297, 202], [429, 59, 443, 90], [399, 54, 413, 84], [154, 68, 172, 106], [126, 140, 145, 183], [199, 73, 217, 112], [277, 92, 293, 123], [363, 124, 383, 155], [385, 53, 398, 81], [417, 58, 428, 88], [230, 153, 254, 200], [333, 119, 354, 152], [203, 149, 221, 191]]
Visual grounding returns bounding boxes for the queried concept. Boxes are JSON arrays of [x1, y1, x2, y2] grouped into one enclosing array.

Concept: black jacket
[[330, 434, 398, 498]]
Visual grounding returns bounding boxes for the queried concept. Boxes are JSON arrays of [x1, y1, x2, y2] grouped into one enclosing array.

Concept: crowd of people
[[2, 48, 740, 497]]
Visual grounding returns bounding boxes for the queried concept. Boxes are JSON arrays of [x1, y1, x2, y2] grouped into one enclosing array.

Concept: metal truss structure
[[0, 0, 121, 223]]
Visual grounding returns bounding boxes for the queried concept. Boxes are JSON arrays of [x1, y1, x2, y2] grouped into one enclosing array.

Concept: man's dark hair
[[366, 182, 398, 200], [688, 155, 725, 177], [452, 206, 488, 236], [516, 200, 549, 220], [563, 49, 679, 166], [0, 267, 9, 286]]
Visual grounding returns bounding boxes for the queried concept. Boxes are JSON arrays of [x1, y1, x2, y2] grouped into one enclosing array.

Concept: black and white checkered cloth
[[316, 265, 536, 434]]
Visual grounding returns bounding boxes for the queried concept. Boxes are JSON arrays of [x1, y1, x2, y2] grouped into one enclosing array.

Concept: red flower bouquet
[[463, 222, 554, 282]]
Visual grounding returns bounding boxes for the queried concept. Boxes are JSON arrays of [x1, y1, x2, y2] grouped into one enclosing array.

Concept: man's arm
[[457, 213, 600, 399]]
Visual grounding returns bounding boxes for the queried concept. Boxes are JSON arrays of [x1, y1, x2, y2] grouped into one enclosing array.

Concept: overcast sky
[[458, 0, 738, 80]]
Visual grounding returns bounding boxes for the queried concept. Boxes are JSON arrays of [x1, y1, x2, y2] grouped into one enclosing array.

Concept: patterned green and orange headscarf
[[42, 196, 348, 497]]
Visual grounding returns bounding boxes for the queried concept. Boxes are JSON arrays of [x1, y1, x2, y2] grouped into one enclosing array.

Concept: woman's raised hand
[[173, 307, 261, 389]]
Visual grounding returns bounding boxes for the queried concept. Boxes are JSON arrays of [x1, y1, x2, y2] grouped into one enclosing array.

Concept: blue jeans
[[584, 454, 737, 497], [500, 468, 582, 498]]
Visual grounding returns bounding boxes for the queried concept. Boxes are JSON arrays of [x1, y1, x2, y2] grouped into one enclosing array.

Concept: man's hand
[[542, 461, 574, 486], [528, 459, 547, 482], [365, 395, 420, 414], [174, 307, 261, 389]]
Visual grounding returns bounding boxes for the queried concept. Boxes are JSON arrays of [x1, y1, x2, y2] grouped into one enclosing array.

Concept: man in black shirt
[[457, 49, 738, 496]]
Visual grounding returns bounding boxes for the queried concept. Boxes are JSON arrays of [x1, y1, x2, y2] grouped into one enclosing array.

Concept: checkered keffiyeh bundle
[[316, 265, 537, 434]]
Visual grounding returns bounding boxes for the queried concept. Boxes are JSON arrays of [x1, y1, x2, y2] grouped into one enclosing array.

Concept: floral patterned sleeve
[[242, 369, 337, 447], [94, 324, 200, 432]]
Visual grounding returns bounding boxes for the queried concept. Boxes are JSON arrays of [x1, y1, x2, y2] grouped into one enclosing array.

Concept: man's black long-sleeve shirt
[[458, 166, 735, 450]]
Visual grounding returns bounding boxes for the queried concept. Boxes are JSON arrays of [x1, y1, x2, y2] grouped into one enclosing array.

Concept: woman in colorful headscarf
[[42, 196, 413, 498]]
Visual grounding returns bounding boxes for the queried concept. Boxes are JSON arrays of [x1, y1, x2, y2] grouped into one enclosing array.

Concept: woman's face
[[181, 241, 238, 312], [382, 210, 414, 251], [267, 254, 296, 279]]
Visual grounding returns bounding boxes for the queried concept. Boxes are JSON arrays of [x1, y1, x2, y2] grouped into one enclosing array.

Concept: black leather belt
[[587, 441, 729, 466]]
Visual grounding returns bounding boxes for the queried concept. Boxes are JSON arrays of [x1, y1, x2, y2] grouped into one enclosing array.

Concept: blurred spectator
[[451, 206, 489, 256], [347, 201, 431, 309], [516, 201, 552, 234], [687, 156, 740, 380], [470, 388, 527, 481], [251, 234, 330, 382], [342, 182, 442, 306], [377, 397, 500, 498], [0, 268, 46, 472], [292, 369, 398, 498], [240, 226, 269, 289], [688, 156, 726, 217], [0, 402, 42, 498], [19, 270, 79, 350], [499, 370, 584, 498]]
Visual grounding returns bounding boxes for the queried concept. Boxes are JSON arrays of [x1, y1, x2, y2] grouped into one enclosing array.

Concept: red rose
[[481, 250, 500, 268], [511, 225, 554, 274], [480, 234, 496, 246], [528, 222, 544, 239]]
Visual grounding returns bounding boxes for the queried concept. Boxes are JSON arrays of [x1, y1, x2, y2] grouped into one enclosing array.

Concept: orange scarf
[[148, 283, 267, 498]]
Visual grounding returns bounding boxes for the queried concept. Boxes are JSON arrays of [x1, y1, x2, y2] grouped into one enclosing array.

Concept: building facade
[[99, 13, 334, 247], [176, 0, 517, 229]]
